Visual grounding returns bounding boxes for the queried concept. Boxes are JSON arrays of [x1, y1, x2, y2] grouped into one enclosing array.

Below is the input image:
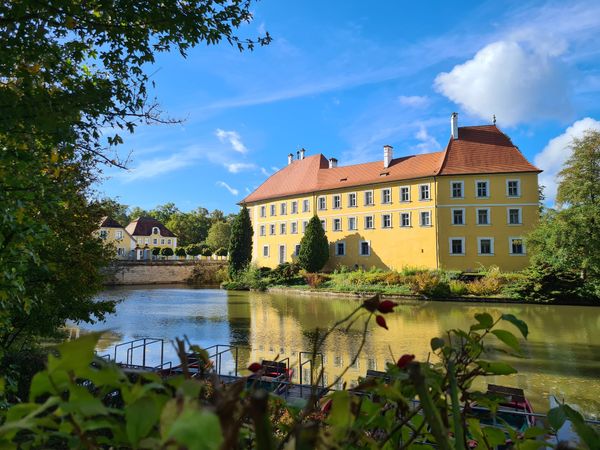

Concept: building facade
[[241, 116, 541, 272], [97, 217, 137, 259], [125, 217, 177, 259]]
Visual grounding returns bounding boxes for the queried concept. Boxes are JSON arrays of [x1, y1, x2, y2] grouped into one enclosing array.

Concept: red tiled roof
[[242, 125, 540, 204], [125, 217, 176, 237]]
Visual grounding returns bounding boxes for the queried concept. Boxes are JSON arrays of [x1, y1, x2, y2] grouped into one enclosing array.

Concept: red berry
[[396, 354, 415, 369], [375, 315, 388, 330], [377, 300, 397, 314], [247, 362, 262, 373]]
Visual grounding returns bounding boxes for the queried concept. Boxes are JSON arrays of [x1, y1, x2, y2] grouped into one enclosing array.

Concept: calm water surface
[[80, 286, 600, 416]]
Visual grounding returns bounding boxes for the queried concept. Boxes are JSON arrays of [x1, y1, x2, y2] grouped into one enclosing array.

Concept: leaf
[[125, 396, 160, 446], [474, 312, 494, 328], [475, 360, 517, 375], [491, 329, 522, 354], [430, 337, 445, 352], [164, 409, 223, 450], [483, 426, 506, 447], [326, 391, 352, 430], [48, 332, 102, 374], [501, 314, 529, 338], [547, 406, 567, 430], [523, 426, 546, 439]]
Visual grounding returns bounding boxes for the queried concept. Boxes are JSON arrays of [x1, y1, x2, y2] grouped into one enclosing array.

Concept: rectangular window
[[359, 241, 371, 256], [364, 216, 374, 229], [295, 244, 301, 256], [364, 190, 374, 206], [382, 214, 392, 228], [381, 188, 392, 204], [291, 222, 298, 234], [477, 208, 490, 225], [478, 238, 494, 255], [452, 208, 464, 225], [420, 211, 431, 227], [348, 192, 357, 207], [419, 184, 430, 200], [318, 196, 327, 210], [161, 239, 165, 245], [335, 242, 346, 256], [450, 238, 465, 255], [263, 245, 269, 257], [348, 217, 357, 230], [451, 181, 464, 199], [117, 247, 125, 256], [508, 208, 522, 225], [400, 212, 411, 227], [99, 230, 108, 239], [115, 230, 123, 239], [280, 223, 286, 235], [476, 180, 489, 198], [333, 195, 341, 209], [291, 201, 298, 214], [269, 224, 275, 235], [260, 225, 266, 236], [280, 203, 287, 215], [400, 186, 410, 202], [507, 179, 520, 197], [167, 239, 171, 245], [510, 238, 525, 255], [270, 204, 276, 216], [153, 239, 157, 245], [145, 238, 149, 244], [302, 221, 308, 233], [320, 219, 326, 231], [260, 206, 266, 217], [333, 218, 342, 231], [302, 199, 310, 213]]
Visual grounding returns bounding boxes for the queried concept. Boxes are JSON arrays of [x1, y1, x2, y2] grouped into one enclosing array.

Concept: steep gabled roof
[[241, 124, 541, 204], [125, 216, 176, 237], [100, 216, 124, 228]]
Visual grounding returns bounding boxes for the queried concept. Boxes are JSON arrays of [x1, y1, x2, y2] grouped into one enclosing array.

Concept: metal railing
[[113, 337, 164, 369]]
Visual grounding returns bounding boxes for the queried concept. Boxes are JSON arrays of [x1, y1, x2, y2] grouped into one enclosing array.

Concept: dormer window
[[152, 227, 159, 235]]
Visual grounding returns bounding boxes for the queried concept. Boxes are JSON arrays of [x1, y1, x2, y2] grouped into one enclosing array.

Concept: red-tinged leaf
[[362, 295, 380, 312], [377, 300, 397, 314], [396, 354, 415, 369], [375, 315, 388, 330], [247, 362, 262, 373]]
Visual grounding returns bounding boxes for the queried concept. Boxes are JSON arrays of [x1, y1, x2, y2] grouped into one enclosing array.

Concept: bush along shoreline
[[222, 263, 600, 305]]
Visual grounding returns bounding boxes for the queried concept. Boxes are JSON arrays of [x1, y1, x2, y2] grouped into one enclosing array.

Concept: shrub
[[466, 267, 503, 296], [305, 273, 330, 288], [201, 247, 213, 257], [258, 266, 272, 277], [298, 216, 329, 272], [215, 247, 228, 257], [160, 247, 174, 257], [222, 265, 267, 291], [383, 271, 404, 285], [175, 247, 186, 257], [151, 247, 161, 256], [449, 279, 468, 296], [408, 271, 450, 298], [186, 244, 202, 257], [271, 262, 301, 284]]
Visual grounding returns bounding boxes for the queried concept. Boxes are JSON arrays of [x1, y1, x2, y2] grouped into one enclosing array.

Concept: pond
[[79, 286, 600, 417]]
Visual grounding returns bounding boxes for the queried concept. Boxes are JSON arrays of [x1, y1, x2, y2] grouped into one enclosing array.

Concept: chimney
[[328, 157, 338, 168], [300, 148, 305, 160], [451, 112, 458, 139], [383, 145, 393, 168], [288, 153, 294, 165]]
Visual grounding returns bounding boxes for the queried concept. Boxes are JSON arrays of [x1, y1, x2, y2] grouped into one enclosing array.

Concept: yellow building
[[241, 115, 541, 272], [97, 217, 137, 259], [125, 216, 178, 259]]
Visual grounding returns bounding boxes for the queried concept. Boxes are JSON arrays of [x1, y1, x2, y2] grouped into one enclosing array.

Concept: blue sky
[[98, 0, 600, 213]]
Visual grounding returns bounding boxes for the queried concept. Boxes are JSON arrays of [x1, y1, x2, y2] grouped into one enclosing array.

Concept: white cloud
[[535, 117, 600, 204], [412, 125, 442, 154], [225, 162, 256, 173], [216, 181, 239, 196], [434, 40, 571, 126], [260, 167, 270, 176], [398, 95, 429, 108], [215, 129, 248, 153], [119, 152, 193, 181], [270, 166, 279, 172]]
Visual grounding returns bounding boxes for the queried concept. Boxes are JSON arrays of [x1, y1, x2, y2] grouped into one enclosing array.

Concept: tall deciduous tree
[[298, 215, 329, 273], [228, 206, 253, 276], [206, 221, 232, 251]]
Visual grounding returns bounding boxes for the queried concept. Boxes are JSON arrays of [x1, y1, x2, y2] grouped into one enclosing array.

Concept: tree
[[201, 247, 213, 258], [128, 206, 150, 222], [150, 203, 180, 225], [166, 209, 212, 246], [160, 247, 174, 258], [152, 247, 161, 257], [206, 221, 231, 251], [98, 198, 129, 226], [215, 248, 228, 257], [186, 244, 202, 259], [298, 215, 329, 272], [228, 206, 253, 276], [175, 247, 187, 258]]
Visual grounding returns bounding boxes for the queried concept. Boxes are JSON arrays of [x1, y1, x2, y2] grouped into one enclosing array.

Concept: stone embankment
[[104, 260, 227, 285]]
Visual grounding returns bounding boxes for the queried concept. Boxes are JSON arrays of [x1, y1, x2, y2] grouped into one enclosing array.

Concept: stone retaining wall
[[104, 261, 227, 285]]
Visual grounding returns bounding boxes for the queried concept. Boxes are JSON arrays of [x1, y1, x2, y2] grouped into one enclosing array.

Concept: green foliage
[[214, 247, 228, 257], [465, 267, 504, 296], [298, 215, 330, 273], [222, 265, 267, 291], [269, 262, 301, 284], [151, 247, 161, 256], [185, 244, 202, 257], [449, 279, 468, 296], [201, 247, 213, 257], [160, 247, 174, 257], [97, 197, 130, 226], [205, 221, 231, 252], [407, 271, 451, 297], [175, 247, 187, 257], [228, 206, 253, 277]]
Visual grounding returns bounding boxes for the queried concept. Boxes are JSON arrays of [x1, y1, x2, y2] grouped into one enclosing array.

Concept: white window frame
[[332, 194, 341, 209], [449, 237, 465, 255], [364, 190, 374, 206], [359, 240, 371, 256], [167, 239, 171, 245], [476, 207, 491, 226], [294, 244, 301, 256], [475, 179, 490, 199], [161, 239, 165, 245], [291, 221, 298, 234], [507, 207, 522, 225], [419, 183, 431, 201], [291, 201, 298, 214], [477, 237, 495, 256], [153, 238, 158, 245], [280, 223, 286, 235], [450, 180, 464, 199], [302, 199, 310, 213], [152, 227, 159, 235], [318, 196, 327, 211], [382, 213, 392, 228], [280, 202, 287, 215], [420, 210, 431, 227], [509, 237, 526, 255], [348, 192, 357, 208], [400, 212, 411, 227], [259, 225, 266, 236], [320, 219, 326, 231], [451, 208, 465, 226], [506, 178, 521, 198], [278, 244, 286, 264], [302, 221, 308, 233], [364, 215, 374, 229], [269, 224, 275, 235], [333, 218, 342, 231], [263, 245, 270, 257], [270, 204, 276, 216], [115, 230, 123, 239], [99, 230, 108, 239], [335, 241, 346, 256], [348, 216, 357, 231], [260, 206, 266, 217], [381, 188, 392, 204], [400, 186, 411, 202]]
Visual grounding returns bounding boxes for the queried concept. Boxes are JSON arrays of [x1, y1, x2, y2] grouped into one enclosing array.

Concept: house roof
[[125, 217, 176, 237], [100, 216, 124, 228], [241, 124, 541, 204]]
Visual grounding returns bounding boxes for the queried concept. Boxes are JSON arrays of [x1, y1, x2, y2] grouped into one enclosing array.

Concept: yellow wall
[[98, 227, 136, 259], [132, 230, 177, 250]]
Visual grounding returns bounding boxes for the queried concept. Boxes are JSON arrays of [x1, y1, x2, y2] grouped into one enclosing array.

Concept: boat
[[247, 359, 294, 395]]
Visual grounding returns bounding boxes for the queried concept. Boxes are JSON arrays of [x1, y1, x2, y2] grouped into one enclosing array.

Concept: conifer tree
[[228, 205, 253, 276], [298, 215, 329, 272]]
